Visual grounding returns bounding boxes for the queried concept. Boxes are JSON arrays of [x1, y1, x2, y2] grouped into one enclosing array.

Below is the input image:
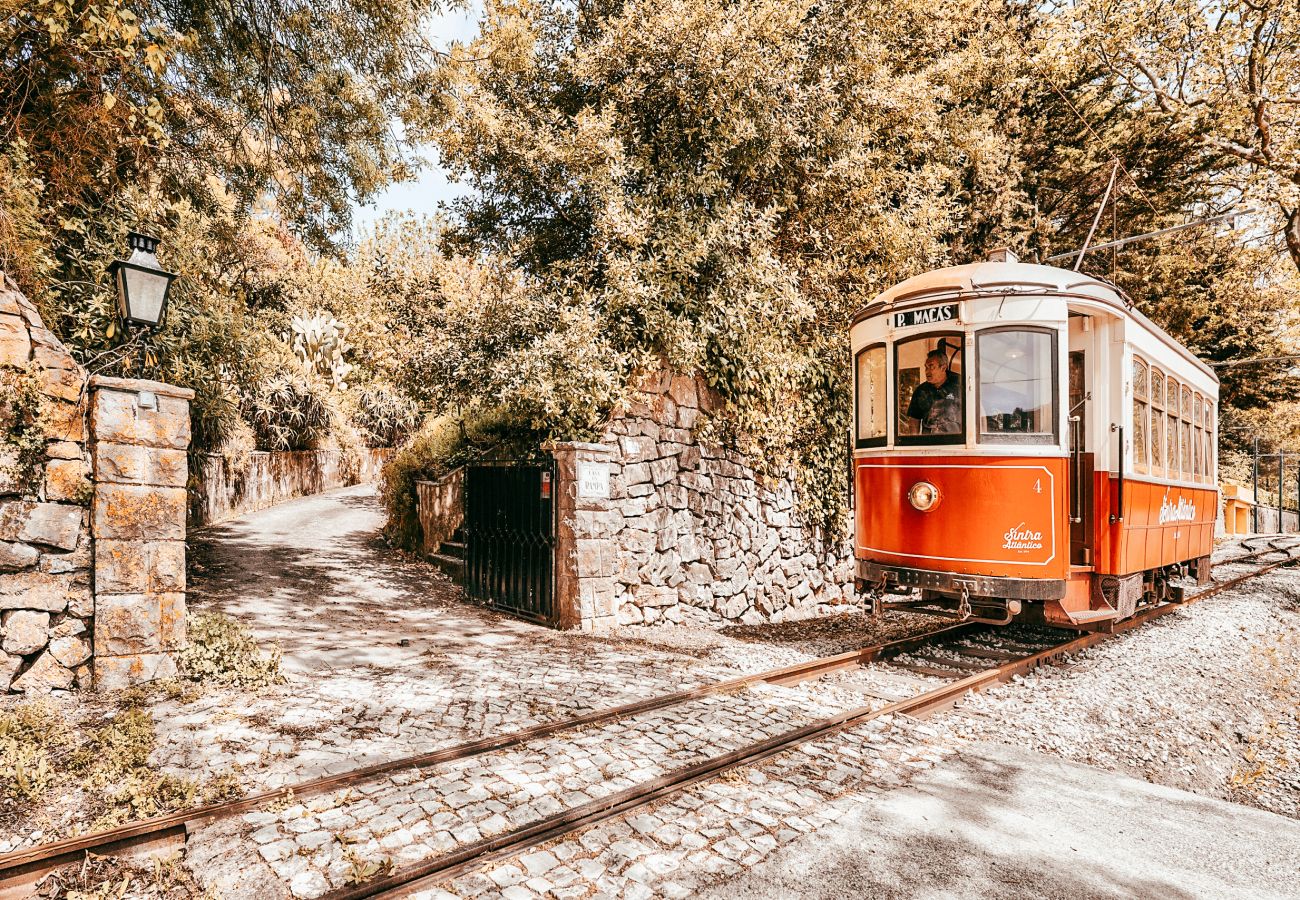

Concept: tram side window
[[977, 329, 1057, 444], [1190, 392, 1201, 478], [1150, 368, 1164, 473], [1132, 357, 1149, 473], [855, 345, 887, 446], [1180, 385, 1193, 480], [1196, 392, 1206, 481], [1201, 403, 1211, 481], [1166, 376, 1179, 480], [896, 335, 963, 441]]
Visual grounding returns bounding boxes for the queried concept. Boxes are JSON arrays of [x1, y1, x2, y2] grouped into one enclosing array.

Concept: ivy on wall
[[0, 366, 48, 496]]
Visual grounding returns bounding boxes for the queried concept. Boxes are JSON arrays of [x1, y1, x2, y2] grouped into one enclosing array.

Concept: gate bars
[[463, 460, 557, 624]]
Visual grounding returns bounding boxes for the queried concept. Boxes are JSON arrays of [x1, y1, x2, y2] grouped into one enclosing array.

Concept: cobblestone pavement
[[212, 701, 955, 900], [14, 483, 1289, 899]]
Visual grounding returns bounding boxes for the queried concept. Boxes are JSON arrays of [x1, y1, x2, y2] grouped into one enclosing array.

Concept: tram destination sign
[[893, 303, 958, 329]]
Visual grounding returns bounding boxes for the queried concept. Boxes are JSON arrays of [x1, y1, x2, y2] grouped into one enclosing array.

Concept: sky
[[350, 3, 485, 238]]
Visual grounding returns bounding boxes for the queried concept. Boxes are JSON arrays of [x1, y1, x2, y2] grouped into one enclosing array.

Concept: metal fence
[[463, 460, 556, 624]]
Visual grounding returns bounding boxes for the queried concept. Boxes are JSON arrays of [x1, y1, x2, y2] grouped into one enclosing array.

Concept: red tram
[[851, 251, 1219, 629]]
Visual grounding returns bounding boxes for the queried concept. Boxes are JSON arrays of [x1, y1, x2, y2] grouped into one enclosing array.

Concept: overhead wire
[[982, 3, 1159, 216]]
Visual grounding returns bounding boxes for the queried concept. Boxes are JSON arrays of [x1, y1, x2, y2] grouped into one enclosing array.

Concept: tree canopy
[[2, 0, 1297, 527]]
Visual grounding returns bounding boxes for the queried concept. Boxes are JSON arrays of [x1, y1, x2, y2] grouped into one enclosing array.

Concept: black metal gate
[[463, 462, 556, 623]]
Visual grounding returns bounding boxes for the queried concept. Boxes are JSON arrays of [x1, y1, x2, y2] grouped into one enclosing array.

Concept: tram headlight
[[908, 481, 940, 512]]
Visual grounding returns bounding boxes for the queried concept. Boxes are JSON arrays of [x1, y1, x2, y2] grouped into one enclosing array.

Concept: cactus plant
[[288, 312, 354, 390]]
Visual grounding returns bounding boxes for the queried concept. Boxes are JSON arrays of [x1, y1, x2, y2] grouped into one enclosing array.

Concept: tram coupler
[[880, 591, 1020, 625]]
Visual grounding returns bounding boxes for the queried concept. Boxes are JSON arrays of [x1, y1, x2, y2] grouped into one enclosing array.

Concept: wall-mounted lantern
[[107, 232, 177, 329]]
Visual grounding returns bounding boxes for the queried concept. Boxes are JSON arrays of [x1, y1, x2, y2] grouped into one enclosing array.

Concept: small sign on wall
[[577, 461, 610, 499]]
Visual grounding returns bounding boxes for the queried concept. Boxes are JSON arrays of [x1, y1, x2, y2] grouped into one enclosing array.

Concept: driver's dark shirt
[[906, 373, 961, 433]]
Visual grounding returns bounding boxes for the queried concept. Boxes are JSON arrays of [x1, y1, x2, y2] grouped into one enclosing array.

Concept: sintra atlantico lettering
[[1158, 495, 1197, 525], [1002, 523, 1043, 550]]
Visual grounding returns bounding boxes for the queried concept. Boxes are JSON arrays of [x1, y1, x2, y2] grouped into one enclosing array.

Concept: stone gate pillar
[[90, 375, 193, 690], [548, 441, 617, 630]]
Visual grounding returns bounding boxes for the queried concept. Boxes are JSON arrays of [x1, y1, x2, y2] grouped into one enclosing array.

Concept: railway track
[[1220, 534, 1300, 567], [4, 544, 1298, 899]]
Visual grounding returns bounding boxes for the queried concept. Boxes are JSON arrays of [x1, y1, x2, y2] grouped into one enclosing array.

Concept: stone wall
[[553, 372, 859, 629], [415, 468, 464, 556], [190, 448, 394, 527], [1, 276, 195, 693], [1, 279, 95, 692], [551, 442, 618, 630], [90, 376, 192, 690]]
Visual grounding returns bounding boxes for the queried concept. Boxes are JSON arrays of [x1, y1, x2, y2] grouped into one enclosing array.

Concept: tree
[[1047, 0, 1300, 271], [943, 13, 1300, 431], [430, 0, 1023, 531], [2, 0, 458, 252], [1, 0, 462, 451]]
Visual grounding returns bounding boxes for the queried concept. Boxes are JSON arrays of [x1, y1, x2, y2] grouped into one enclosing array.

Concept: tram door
[[1068, 317, 1094, 567]]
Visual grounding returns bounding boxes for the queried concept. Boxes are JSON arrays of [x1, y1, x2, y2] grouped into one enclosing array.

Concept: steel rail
[[326, 548, 1300, 900], [0, 623, 982, 890], [1218, 535, 1300, 567], [8, 548, 1295, 896], [326, 628, 1119, 899]]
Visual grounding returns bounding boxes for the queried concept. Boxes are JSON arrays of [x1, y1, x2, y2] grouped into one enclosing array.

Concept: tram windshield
[[896, 334, 963, 440], [976, 329, 1056, 444], [855, 345, 887, 445]]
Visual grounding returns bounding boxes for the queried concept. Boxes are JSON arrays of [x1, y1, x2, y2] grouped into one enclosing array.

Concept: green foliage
[[100, 772, 199, 823], [0, 365, 48, 495], [342, 849, 395, 885], [200, 771, 244, 804], [428, 0, 1018, 536], [380, 411, 520, 549], [0, 0, 461, 461], [0, 699, 239, 828], [0, 143, 56, 291], [242, 371, 336, 452], [69, 708, 157, 780], [176, 612, 283, 687], [67, 708, 209, 827], [0, 703, 68, 805], [351, 384, 421, 449], [1, 0, 458, 256], [1050, 0, 1300, 272]]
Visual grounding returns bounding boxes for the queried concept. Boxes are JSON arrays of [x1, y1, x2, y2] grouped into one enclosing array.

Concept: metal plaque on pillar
[[577, 461, 610, 499]]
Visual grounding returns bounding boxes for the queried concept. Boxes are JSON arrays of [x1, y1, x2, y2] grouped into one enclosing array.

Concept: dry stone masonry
[[0, 278, 95, 692], [90, 375, 193, 689], [553, 372, 859, 630], [0, 275, 193, 692]]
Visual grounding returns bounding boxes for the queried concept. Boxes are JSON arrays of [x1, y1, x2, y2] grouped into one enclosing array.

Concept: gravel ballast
[[939, 563, 1300, 820]]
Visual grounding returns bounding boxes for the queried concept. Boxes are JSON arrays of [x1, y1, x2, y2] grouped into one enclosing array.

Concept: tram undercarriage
[[858, 557, 1213, 632]]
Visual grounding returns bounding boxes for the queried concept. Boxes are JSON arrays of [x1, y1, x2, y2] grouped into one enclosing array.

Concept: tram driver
[[906, 348, 961, 435]]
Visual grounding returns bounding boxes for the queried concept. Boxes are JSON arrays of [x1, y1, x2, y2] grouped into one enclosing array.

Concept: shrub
[[380, 409, 521, 550], [176, 612, 283, 687], [0, 365, 48, 495], [352, 384, 421, 448], [69, 708, 156, 780], [0, 702, 67, 804], [242, 371, 335, 452]]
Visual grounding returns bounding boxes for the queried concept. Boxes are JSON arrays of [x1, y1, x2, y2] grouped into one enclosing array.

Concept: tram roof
[[865, 261, 1122, 308], [853, 260, 1217, 383]]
